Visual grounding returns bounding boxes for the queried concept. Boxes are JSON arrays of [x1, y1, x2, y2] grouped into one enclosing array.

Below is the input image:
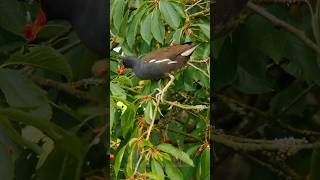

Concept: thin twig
[[164, 100, 208, 110], [146, 94, 161, 140], [185, 0, 203, 11], [213, 132, 320, 151], [70, 78, 106, 88], [188, 62, 210, 78], [189, 9, 210, 18], [247, 2, 320, 56], [31, 75, 101, 103]]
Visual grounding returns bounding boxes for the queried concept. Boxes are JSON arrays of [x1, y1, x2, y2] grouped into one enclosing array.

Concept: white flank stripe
[[167, 61, 178, 64], [149, 59, 156, 63], [154, 59, 171, 63], [181, 45, 199, 56]]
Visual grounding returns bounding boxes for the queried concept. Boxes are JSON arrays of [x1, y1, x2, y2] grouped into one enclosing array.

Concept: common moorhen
[[41, 0, 108, 56], [122, 43, 198, 80]]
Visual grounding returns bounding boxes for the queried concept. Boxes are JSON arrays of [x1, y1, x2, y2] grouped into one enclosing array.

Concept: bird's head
[[122, 56, 141, 68]]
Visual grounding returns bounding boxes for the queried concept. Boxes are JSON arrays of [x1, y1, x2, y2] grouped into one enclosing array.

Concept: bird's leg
[[156, 74, 175, 102]]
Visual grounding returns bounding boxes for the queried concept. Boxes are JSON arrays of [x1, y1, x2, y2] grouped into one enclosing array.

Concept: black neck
[[123, 57, 143, 68]]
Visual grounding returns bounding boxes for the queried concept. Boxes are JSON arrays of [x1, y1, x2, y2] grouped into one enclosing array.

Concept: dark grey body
[[122, 43, 197, 80], [42, 0, 108, 56], [123, 56, 188, 80], [133, 60, 173, 80]]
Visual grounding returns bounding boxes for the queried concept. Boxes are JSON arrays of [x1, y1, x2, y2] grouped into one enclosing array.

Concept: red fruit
[[117, 64, 125, 75], [24, 8, 47, 41], [109, 154, 115, 161], [164, 140, 173, 144]]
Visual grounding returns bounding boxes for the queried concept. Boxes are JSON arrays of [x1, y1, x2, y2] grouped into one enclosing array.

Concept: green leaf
[[118, 76, 133, 87], [171, 2, 186, 18], [197, 24, 210, 39], [126, 144, 137, 177], [0, 27, 25, 53], [310, 149, 320, 180], [157, 143, 194, 167], [35, 144, 82, 180], [37, 21, 72, 41], [111, 82, 126, 100], [112, 0, 126, 31], [0, 118, 43, 154], [0, 69, 52, 120], [0, 141, 14, 180], [3, 46, 73, 80], [144, 101, 153, 124], [151, 9, 165, 44], [121, 103, 136, 137], [114, 145, 127, 178], [186, 145, 201, 156], [234, 66, 273, 94], [269, 83, 307, 116], [159, 0, 181, 29], [127, 6, 147, 48], [0, 0, 26, 35], [198, 147, 210, 179], [151, 160, 165, 180], [164, 161, 183, 180], [110, 101, 115, 131], [172, 28, 182, 44], [145, 172, 163, 180], [140, 14, 153, 45], [127, 14, 139, 48]]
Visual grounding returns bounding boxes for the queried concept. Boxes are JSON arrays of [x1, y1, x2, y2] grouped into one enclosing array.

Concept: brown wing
[[143, 43, 195, 62]]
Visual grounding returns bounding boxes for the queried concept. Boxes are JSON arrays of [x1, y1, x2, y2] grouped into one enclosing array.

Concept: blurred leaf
[[0, 69, 52, 120], [125, 144, 137, 177], [145, 172, 163, 180], [110, 101, 115, 130], [158, 143, 194, 167], [120, 101, 136, 137], [141, 14, 153, 45], [171, 2, 186, 18], [0, 0, 26, 36], [310, 149, 320, 180], [112, 0, 126, 31], [172, 28, 182, 44], [159, 0, 181, 29], [269, 83, 307, 116], [117, 76, 133, 87], [0, 27, 25, 53], [197, 147, 210, 179], [151, 160, 164, 180], [127, 13, 140, 48], [35, 144, 82, 180], [151, 9, 165, 44], [144, 101, 153, 124], [114, 145, 127, 178], [234, 66, 273, 94], [0, 140, 14, 180], [37, 21, 71, 41], [212, 38, 237, 90], [4, 46, 73, 80], [197, 24, 210, 39], [164, 161, 183, 180], [111, 82, 126, 99]]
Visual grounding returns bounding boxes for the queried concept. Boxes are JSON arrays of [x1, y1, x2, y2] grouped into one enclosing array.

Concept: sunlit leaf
[[151, 9, 165, 44], [158, 143, 194, 167], [159, 0, 181, 29]]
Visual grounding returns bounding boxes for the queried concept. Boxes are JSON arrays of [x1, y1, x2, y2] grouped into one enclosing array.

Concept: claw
[[155, 74, 175, 103]]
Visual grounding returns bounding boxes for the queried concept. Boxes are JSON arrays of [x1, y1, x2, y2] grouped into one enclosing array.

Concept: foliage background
[[0, 0, 107, 179], [110, 0, 210, 179], [213, 0, 320, 180]]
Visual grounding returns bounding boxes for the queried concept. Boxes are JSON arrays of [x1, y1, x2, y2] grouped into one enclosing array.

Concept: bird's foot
[[156, 74, 175, 103]]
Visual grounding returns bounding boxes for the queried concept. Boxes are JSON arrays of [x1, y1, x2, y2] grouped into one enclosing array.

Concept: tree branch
[[247, 2, 320, 56]]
